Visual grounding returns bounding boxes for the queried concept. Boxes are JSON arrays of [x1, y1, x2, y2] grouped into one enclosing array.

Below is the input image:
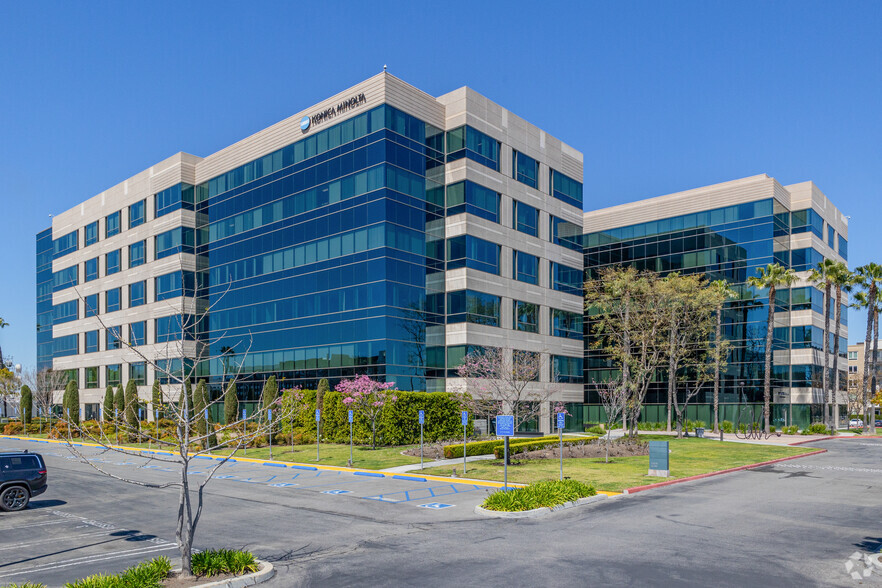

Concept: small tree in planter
[[593, 377, 629, 463], [224, 382, 238, 425], [337, 375, 397, 449], [103, 386, 114, 419]]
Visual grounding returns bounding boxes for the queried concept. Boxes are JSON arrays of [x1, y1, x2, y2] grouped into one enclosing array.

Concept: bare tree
[[594, 377, 629, 463], [22, 367, 68, 425]]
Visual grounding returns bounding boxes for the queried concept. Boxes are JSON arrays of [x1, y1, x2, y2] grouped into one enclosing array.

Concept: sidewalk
[[380, 454, 496, 473]]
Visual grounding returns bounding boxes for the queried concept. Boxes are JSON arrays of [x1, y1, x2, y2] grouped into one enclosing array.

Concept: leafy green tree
[[103, 386, 114, 419], [114, 384, 125, 418], [223, 382, 238, 425], [63, 379, 79, 425], [125, 380, 139, 431], [316, 378, 329, 411], [747, 263, 798, 433], [19, 385, 32, 424]]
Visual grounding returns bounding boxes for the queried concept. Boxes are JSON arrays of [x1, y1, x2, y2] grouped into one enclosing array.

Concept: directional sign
[[315, 408, 321, 422], [556, 412, 566, 430], [348, 410, 353, 423], [268, 408, 272, 422], [242, 408, 246, 420], [461, 411, 468, 426], [418, 410, 425, 424], [495, 415, 515, 437]]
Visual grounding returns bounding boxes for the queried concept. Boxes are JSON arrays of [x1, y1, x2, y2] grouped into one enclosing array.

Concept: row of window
[[443, 344, 583, 383], [83, 362, 146, 388], [446, 289, 582, 337], [82, 315, 194, 353]]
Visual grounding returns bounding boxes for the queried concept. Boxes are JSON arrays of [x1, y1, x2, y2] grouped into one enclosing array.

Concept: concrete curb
[[173, 559, 274, 588], [623, 448, 827, 494], [869, 553, 882, 571], [474, 493, 609, 518], [789, 434, 882, 445]]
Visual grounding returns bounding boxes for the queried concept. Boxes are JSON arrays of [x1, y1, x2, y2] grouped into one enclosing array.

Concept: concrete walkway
[[380, 454, 496, 473]]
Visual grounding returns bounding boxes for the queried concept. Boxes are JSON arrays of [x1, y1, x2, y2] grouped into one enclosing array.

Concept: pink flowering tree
[[337, 375, 397, 449]]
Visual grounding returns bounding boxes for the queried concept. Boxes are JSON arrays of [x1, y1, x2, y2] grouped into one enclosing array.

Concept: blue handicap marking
[[322, 489, 352, 495], [556, 412, 566, 429], [417, 502, 454, 509], [215, 475, 237, 479], [418, 410, 425, 424], [461, 411, 468, 426], [268, 483, 297, 487]]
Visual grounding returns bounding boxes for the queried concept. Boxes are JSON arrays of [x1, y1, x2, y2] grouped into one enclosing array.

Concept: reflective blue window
[[84, 294, 99, 317], [155, 227, 195, 259], [155, 315, 195, 343], [790, 248, 825, 272], [550, 262, 582, 296], [129, 241, 145, 268], [106, 364, 121, 388], [130, 362, 146, 386], [827, 225, 835, 249], [85, 330, 99, 353], [791, 209, 824, 239], [107, 326, 123, 350], [155, 184, 195, 218], [52, 266, 78, 292], [155, 270, 195, 301], [105, 211, 120, 238], [512, 150, 538, 189], [550, 216, 582, 252], [513, 201, 538, 237], [54, 300, 78, 324], [553, 355, 583, 383], [53, 231, 78, 258], [550, 169, 583, 209], [839, 235, 848, 260], [447, 290, 500, 326], [513, 250, 539, 284], [446, 126, 500, 171], [84, 222, 99, 247], [53, 335, 79, 358], [106, 287, 121, 313], [446, 181, 499, 222], [129, 281, 146, 307], [129, 321, 146, 346], [129, 199, 146, 228], [85, 257, 99, 282], [447, 235, 499, 275], [514, 301, 538, 333], [106, 249, 121, 275], [551, 308, 583, 339]]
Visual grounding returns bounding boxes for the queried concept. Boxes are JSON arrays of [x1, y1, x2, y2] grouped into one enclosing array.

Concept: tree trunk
[[371, 418, 376, 450], [872, 311, 879, 434], [832, 286, 842, 431], [763, 286, 775, 434], [714, 307, 722, 433], [667, 323, 676, 433], [623, 301, 632, 438], [861, 285, 875, 434], [822, 282, 831, 429]]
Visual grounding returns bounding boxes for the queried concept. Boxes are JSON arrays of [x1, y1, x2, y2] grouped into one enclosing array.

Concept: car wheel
[[0, 486, 30, 512]]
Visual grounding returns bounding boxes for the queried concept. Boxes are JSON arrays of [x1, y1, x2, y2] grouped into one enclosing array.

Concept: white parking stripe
[[0, 544, 177, 578], [0, 530, 109, 551], [0, 519, 72, 530]]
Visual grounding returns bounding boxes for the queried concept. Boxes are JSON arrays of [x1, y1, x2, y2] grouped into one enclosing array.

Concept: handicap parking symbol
[[322, 489, 352, 495], [416, 502, 453, 509], [268, 483, 297, 487]]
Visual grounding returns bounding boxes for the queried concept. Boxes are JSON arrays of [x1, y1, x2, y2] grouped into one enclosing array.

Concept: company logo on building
[[305, 93, 367, 131]]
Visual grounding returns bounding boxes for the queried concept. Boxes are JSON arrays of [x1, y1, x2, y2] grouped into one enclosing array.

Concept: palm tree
[[710, 279, 737, 433], [828, 262, 854, 429], [747, 263, 797, 433], [855, 262, 882, 434], [810, 259, 838, 428], [850, 292, 876, 430]]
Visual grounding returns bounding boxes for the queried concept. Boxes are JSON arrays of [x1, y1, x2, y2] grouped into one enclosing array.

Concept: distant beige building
[[847, 342, 882, 416]]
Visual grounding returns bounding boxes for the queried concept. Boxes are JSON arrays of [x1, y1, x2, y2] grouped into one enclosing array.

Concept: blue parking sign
[[495, 415, 515, 437], [418, 410, 425, 424], [348, 409, 353, 423], [556, 412, 566, 430], [461, 411, 468, 426], [315, 408, 321, 422]]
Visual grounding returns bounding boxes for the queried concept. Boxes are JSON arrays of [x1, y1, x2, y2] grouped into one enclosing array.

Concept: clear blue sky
[[1, 0, 880, 369]]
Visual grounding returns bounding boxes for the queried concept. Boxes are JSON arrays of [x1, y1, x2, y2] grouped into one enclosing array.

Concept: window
[[105, 211, 121, 238], [512, 150, 539, 189], [106, 326, 123, 350], [84, 221, 99, 247], [445, 181, 499, 222], [848, 351, 858, 360], [129, 321, 146, 346], [129, 199, 146, 228], [53, 300, 78, 324], [84, 330, 99, 353], [155, 227, 195, 259], [155, 270, 195, 301], [1, 455, 41, 471], [550, 262, 583, 296], [551, 308, 583, 339], [106, 249, 121, 275], [85, 257, 99, 282], [85, 367, 99, 389], [53, 231, 78, 258], [790, 248, 825, 272], [52, 266, 78, 292], [447, 290, 501, 326], [513, 201, 538, 237], [130, 362, 146, 386], [849, 365, 858, 373], [513, 250, 539, 284], [106, 364, 121, 388], [106, 287, 121, 313], [553, 356, 583, 384], [446, 235, 500, 275], [791, 209, 824, 239], [129, 281, 146, 307], [550, 216, 582, 252], [514, 301, 538, 333], [789, 286, 824, 314], [84, 294, 99, 317], [129, 241, 146, 268], [446, 126, 500, 171], [155, 315, 194, 343], [155, 184, 195, 218], [550, 169, 583, 209], [839, 235, 848, 260], [827, 225, 835, 249]]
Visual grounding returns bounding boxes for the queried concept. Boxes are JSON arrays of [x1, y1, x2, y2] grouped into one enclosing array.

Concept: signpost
[[556, 412, 566, 480], [316, 408, 321, 462], [139, 407, 143, 444], [418, 410, 425, 470], [348, 409, 354, 465], [203, 408, 209, 454], [495, 415, 515, 490], [461, 410, 468, 475], [648, 440, 669, 477], [242, 408, 247, 455], [155, 409, 160, 449], [268, 408, 273, 460]]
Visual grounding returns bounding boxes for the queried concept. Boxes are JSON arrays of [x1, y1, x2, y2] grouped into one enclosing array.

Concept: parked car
[[876, 420, 882, 428], [849, 419, 863, 428], [0, 451, 47, 512]]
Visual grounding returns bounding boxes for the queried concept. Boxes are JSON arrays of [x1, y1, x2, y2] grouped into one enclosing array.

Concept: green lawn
[[421, 435, 818, 492]]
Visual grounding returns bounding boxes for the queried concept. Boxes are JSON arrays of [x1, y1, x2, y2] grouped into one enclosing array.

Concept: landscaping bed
[[481, 479, 597, 512]]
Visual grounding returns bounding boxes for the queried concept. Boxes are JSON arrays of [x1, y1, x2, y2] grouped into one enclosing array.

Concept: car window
[[2, 456, 40, 470]]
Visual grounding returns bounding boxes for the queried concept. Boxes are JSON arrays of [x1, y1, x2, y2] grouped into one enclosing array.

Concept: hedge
[[442, 435, 586, 459], [495, 436, 595, 458]]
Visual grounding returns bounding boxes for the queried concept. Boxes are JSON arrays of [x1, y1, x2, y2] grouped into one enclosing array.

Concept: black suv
[[0, 450, 47, 511]]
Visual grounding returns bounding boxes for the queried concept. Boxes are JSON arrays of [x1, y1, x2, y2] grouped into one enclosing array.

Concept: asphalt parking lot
[[1, 436, 881, 587]]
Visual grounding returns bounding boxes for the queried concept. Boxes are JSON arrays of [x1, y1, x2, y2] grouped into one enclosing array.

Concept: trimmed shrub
[[20, 385, 32, 424], [191, 549, 258, 576], [482, 479, 596, 512], [444, 438, 505, 459], [125, 381, 139, 431], [103, 386, 114, 419], [114, 385, 125, 418], [316, 378, 329, 411], [3, 421, 24, 435], [494, 436, 594, 458], [801, 422, 830, 435], [224, 382, 238, 425], [63, 379, 79, 425], [782, 425, 798, 435], [720, 420, 734, 433], [585, 425, 605, 435]]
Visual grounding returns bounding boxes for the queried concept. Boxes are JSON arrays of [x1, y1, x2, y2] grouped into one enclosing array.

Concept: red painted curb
[[623, 448, 827, 495]]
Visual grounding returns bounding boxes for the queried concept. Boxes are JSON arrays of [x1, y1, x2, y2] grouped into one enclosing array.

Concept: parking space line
[[0, 544, 177, 579]]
